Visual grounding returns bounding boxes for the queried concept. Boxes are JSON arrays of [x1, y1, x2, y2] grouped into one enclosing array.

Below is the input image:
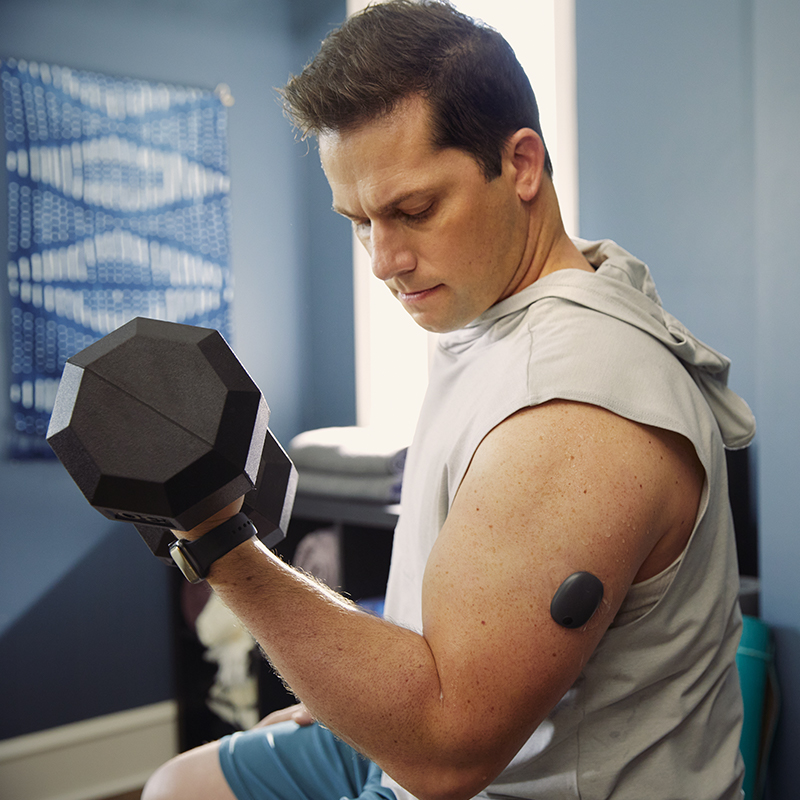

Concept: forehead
[[320, 93, 432, 148], [319, 96, 433, 177], [318, 96, 475, 213]]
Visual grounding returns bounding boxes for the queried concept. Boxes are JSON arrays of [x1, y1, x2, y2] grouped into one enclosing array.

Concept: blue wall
[[576, 0, 756, 402], [576, 1, 799, 795], [0, 0, 352, 741], [752, 2, 800, 797], [292, 9, 357, 434], [2, 0, 798, 795]]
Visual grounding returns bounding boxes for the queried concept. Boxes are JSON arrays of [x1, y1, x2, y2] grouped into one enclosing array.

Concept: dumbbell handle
[[134, 435, 297, 566]]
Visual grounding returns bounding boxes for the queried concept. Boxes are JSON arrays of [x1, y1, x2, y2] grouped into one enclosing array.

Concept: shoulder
[[461, 399, 705, 583], [520, 293, 715, 457]]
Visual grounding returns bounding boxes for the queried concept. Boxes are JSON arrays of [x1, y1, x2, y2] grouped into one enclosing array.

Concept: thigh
[[219, 721, 394, 800]]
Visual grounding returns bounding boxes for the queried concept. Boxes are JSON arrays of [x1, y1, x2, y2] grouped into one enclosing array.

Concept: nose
[[368, 221, 415, 283]]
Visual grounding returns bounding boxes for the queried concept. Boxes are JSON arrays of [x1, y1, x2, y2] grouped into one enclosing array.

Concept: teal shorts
[[218, 721, 397, 800]]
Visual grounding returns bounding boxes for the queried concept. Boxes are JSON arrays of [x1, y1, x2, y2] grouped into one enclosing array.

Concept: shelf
[[291, 493, 400, 530]]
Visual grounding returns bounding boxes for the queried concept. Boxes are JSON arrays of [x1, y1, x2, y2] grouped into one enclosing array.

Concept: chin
[[412, 316, 467, 335], [406, 310, 452, 334], [402, 299, 479, 334]]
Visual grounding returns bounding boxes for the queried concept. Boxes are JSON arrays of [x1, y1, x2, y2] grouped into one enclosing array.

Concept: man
[[144, 2, 755, 798]]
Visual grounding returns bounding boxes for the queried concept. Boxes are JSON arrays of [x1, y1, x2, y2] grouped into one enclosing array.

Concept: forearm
[[204, 537, 485, 799]]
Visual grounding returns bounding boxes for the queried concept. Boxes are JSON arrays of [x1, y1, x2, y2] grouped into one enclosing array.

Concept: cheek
[[428, 188, 520, 288], [464, 191, 518, 259], [448, 207, 496, 265]]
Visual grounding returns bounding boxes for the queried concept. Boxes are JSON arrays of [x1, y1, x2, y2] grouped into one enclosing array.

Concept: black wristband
[[169, 512, 257, 583]]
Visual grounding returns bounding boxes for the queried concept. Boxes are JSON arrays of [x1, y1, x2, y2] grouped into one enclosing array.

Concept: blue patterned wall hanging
[[1, 59, 233, 458]]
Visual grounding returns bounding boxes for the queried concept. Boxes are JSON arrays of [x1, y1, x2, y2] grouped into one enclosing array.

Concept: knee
[[141, 759, 175, 800], [141, 756, 183, 800], [141, 741, 230, 800]]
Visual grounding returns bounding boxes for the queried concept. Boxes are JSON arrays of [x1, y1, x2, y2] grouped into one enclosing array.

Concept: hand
[[171, 497, 245, 541], [254, 703, 315, 728]]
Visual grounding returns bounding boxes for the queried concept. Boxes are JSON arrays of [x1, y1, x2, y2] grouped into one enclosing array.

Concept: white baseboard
[[0, 701, 178, 800]]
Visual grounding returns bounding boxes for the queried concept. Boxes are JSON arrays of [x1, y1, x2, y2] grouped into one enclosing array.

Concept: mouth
[[395, 284, 443, 304]]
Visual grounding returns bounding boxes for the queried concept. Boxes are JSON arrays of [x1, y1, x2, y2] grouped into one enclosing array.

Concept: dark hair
[[282, 0, 553, 179]]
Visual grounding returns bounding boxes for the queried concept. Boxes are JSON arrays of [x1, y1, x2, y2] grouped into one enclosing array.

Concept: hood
[[455, 238, 756, 449]]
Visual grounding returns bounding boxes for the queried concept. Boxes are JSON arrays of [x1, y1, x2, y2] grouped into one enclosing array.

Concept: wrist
[[170, 511, 257, 583]]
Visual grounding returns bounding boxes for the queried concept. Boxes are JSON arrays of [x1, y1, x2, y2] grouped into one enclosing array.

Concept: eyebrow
[[333, 189, 433, 221]]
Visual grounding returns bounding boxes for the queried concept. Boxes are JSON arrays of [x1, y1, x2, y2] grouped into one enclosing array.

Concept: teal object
[[736, 615, 774, 800]]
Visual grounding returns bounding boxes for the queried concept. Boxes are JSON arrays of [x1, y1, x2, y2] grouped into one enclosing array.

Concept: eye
[[400, 203, 434, 224]]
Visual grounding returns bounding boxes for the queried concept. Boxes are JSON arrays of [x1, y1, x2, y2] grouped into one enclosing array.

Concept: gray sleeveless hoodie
[[381, 239, 756, 800]]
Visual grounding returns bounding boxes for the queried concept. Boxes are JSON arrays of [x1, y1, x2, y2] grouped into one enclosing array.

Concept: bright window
[[346, 0, 578, 440]]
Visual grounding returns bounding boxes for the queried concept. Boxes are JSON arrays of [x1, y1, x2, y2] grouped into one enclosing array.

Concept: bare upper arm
[[419, 399, 704, 789]]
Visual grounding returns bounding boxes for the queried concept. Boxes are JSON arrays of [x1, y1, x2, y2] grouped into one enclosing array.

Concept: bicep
[[420, 400, 692, 774]]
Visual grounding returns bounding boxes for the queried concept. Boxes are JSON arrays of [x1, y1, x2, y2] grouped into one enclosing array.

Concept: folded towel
[[297, 470, 402, 504], [288, 426, 409, 476]]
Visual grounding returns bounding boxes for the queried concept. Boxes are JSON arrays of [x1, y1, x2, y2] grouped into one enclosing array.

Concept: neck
[[514, 176, 593, 293]]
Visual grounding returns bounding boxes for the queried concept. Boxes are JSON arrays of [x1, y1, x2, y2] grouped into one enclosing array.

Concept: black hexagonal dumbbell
[[46, 317, 297, 566]]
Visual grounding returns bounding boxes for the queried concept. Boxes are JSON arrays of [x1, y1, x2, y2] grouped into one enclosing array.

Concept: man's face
[[319, 96, 533, 333]]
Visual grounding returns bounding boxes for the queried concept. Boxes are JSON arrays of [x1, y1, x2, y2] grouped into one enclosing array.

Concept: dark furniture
[[173, 494, 398, 751]]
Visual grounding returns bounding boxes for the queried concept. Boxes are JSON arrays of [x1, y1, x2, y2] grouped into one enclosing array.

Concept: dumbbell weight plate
[[47, 317, 296, 564]]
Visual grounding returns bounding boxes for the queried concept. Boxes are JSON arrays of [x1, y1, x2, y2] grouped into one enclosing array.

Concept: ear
[[505, 128, 546, 202]]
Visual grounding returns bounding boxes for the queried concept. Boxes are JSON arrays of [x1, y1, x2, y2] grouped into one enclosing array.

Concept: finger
[[172, 497, 246, 541], [291, 706, 315, 726], [255, 703, 313, 728]]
